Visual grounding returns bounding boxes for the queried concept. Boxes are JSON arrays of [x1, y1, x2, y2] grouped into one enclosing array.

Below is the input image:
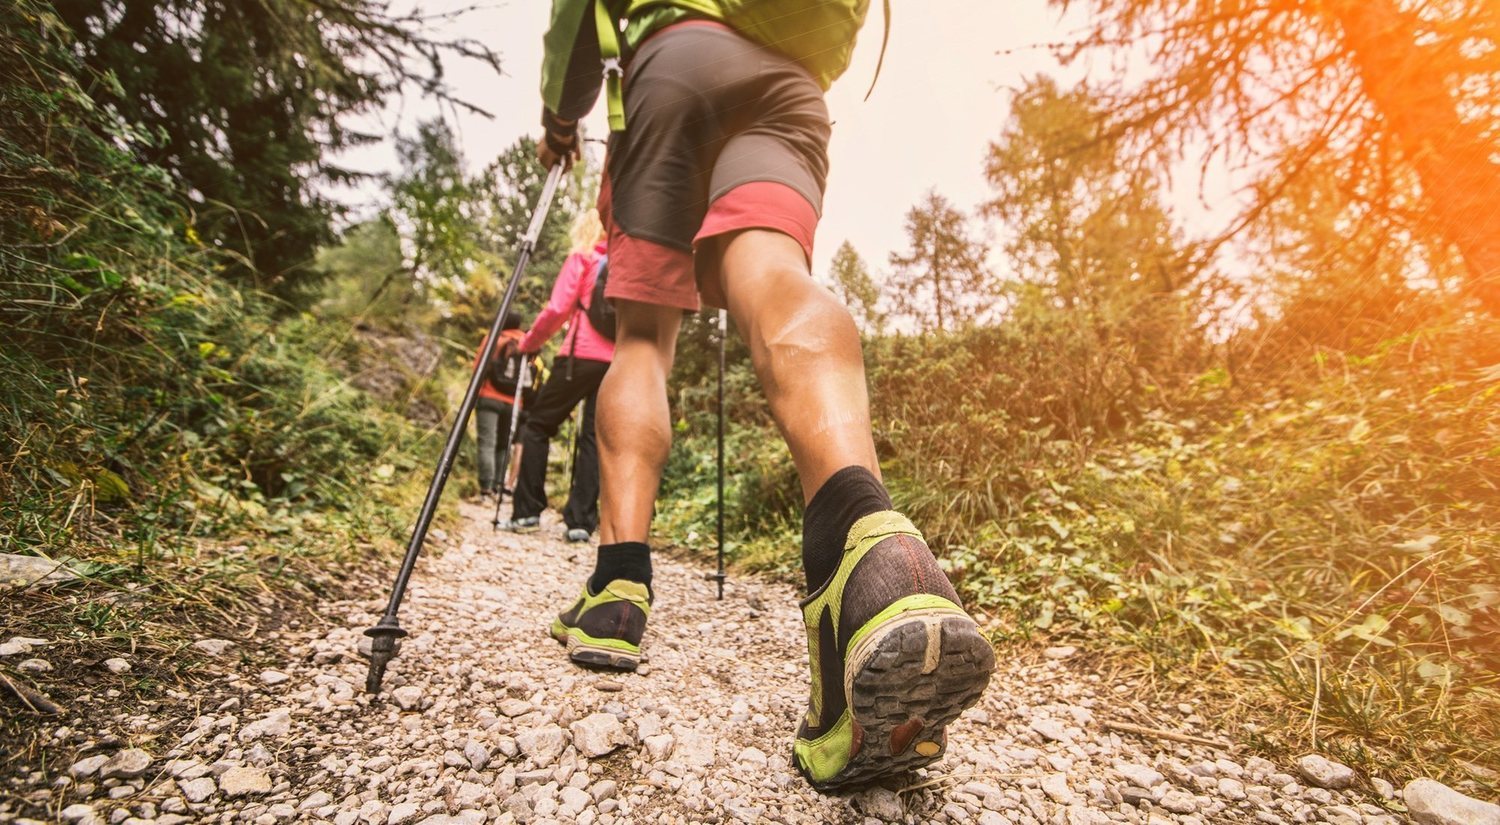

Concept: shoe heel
[[833, 607, 994, 787]]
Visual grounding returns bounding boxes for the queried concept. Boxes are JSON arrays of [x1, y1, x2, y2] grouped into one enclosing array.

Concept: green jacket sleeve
[[541, 0, 605, 122]]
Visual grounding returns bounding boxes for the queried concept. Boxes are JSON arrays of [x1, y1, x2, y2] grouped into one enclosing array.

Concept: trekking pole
[[364, 163, 564, 694], [565, 401, 582, 494], [712, 308, 728, 600], [491, 358, 531, 530]]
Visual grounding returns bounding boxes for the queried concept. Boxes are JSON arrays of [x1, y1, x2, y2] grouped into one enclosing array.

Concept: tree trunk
[[1330, 0, 1500, 314]]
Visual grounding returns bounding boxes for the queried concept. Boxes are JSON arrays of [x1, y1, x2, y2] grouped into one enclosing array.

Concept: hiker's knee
[[755, 282, 858, 378]]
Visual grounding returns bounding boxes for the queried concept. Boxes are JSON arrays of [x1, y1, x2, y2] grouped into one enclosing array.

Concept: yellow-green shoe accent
[[550, 579, 651, 671], [792, 511, 995, 790]]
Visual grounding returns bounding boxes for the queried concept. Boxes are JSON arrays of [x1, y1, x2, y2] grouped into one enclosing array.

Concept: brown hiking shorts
[[600, 20, 831, 312]]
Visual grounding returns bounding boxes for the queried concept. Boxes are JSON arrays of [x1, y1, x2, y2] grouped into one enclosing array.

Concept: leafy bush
[[657, 301, 1499, 780], [1, 3, 427, 613]]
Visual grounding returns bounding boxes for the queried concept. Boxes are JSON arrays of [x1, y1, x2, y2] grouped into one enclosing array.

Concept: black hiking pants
[[511, 356, 609, 532]]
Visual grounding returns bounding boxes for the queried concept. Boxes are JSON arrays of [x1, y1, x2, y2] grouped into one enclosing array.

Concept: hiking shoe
[[792, 511, 995, 791], [504, 516, 541, 533], [550, 579, 652, 671], [565, 528, 591, 543]]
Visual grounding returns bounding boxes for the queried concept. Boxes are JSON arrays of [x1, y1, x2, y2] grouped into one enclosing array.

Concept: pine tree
[[1055, 0, 1500, 314], [826, 241, 884, 334], [51, 0, 501, 302], [984, 77, 1195, 370], [391, 119, 483, 294], [887, 193, 992, 334], [985, 79, 1190, 308], [442, 138, 590, 336]]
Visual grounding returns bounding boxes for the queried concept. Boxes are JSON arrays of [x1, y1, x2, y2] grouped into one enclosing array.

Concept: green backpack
[[599, 0, 890, 130], [716, 0, 875, 91]]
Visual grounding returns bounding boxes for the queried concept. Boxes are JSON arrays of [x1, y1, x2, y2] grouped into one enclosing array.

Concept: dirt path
[[6, 502, 1408, 824]]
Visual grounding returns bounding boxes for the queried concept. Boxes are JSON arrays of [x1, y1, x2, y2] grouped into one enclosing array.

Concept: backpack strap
[[862, 0, 892, 102], [594, 0, 627, 131]]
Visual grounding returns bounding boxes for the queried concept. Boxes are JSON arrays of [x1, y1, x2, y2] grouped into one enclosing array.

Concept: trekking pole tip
[[704, 571, 727, 600], [362, 619, 409, 694]]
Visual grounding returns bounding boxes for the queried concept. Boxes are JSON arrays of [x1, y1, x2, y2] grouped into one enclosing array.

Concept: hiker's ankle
[[589, 541, 653, 594], [801, 466, 892, 593]]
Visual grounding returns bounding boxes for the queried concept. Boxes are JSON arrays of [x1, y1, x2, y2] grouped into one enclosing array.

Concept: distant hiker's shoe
[[565, 528, 591, 543], [479, 491, 496, 506], [792, 511, 995, 791], [550, 579, 651, 671], [504, 516, 541, 534]]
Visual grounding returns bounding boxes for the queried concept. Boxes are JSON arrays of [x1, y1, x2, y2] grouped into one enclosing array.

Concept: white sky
[[337, 2, 1236, 282]]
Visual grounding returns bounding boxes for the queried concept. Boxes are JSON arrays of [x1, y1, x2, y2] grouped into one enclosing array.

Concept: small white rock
[[387, 802, 420, 825], [299, 791, 333, 811], [1159, 789, 1198, 814], [1403, 778, 1500, 825], [69, 754, 109, 778], [1041, 773, 1077, 805], [178, 776, 217, 803], [100, 748, 151, 779], [238, 708, 292, 742], [516, 725, 568, 767], [0, 639, 31, 657], [258, 670, 289, 686], [192, 638, 234, 657], [1115, 763, 1165, 789], [103, 658, 131, 674], [391, 685, 425, 711], [642, 734, 674, 761], [1029, 717, 1071, 742], [559, 786, 591, 816], [218, 765, 272, 797], [60, 803, 95, 823], [1296, 754, 1356, 790], [18, 657, 51, 673], [463, 740, 490, 771], [569, 713, 628, 758]]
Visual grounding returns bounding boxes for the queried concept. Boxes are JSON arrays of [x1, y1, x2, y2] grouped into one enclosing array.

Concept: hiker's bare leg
[[596, 300, 681, 544], [718, 229, 880, 503]]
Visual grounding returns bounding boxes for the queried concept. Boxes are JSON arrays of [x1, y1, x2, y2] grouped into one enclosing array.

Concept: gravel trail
[[12, 503, 1418, 824]]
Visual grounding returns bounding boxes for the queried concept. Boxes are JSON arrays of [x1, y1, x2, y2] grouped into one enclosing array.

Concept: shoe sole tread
[[800, 611, 994, 790]]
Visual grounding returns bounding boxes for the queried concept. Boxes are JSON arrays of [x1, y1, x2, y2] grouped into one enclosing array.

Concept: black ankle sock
[[590, 542, 653, 594], [801, 466, 893, 594]]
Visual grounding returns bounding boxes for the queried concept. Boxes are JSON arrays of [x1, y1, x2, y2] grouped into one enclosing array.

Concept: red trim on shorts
[[606, 229, 700, 312], [693, 181, 819, 309], [696, 181, 817, 259], [599, 175, 819, 312], [599, 174, 700, 311]]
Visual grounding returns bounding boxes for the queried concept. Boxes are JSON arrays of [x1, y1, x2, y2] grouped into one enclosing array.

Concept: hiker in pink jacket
[[503, 209, 614, 542]]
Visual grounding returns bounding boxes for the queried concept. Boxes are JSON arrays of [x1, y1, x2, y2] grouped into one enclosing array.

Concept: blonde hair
[[569, 208, 605, 254]]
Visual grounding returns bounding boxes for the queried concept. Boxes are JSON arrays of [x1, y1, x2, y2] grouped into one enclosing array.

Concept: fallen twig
[[1102, 720, 1231, 750], [0, 671, 62, 715]]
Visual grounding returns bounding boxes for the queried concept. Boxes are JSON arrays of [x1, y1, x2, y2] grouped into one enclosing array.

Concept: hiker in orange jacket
[[471, 312, 527, 503]]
